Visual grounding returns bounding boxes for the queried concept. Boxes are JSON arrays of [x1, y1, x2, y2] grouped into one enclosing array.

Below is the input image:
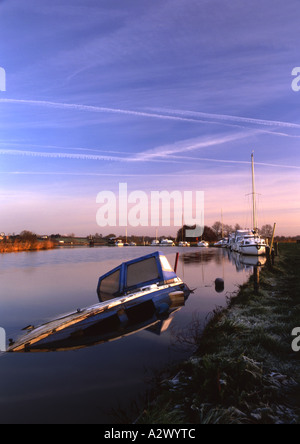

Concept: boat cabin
[[97, 252, 178, 302]]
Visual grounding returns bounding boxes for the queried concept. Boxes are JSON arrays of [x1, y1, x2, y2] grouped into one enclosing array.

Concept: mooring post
[[254, 267, 260, 294], [174, 252, 179, 273], [266, 245, 272, 268], [270, 223, 276, 255], [271, 248, 275, 266]]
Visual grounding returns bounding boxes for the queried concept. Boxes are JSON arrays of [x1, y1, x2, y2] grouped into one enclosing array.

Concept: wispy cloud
[[0, 170, 209, 178], [1, 147, 299, 170], [2, 99, 300, 139], [0, 147, 189, 165], [136, 131, 257, 160], [147, 107, 300, 135], [0, 148, 133, 163], [166, 155, 300, 170], [0, 98, 200, 124], [0, 141, 135, 156]]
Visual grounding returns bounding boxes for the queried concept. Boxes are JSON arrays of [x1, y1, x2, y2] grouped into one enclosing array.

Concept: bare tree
[[260, 224, 273, 238], [212, 221, 222, 238]]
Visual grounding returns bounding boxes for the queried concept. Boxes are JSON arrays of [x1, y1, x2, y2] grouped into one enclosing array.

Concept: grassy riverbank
[[138, 243, 300, 424], [0, 239, 55, 253]]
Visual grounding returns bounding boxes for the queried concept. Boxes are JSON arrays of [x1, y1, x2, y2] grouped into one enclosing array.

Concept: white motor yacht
[[239, 234, 267, 256], [150, 239, 160, 246], [160, 239, 175, 247], [231, 230, 253, 252], [197, 241, 209, 247], [214, 238, 228, 247]]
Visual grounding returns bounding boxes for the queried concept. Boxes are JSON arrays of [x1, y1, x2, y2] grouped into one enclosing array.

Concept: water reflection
[[180, 250, 216, 264], [225, 249, 267, 271], [178, 247, 266, 297], [8, 292, 189, 353], [0, 247, 253, 424], [180, 248, 266, 269]]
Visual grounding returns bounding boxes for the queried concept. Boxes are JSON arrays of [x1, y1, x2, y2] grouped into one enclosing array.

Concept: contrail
[[149, 107, 300, 130], [0, 149, 131, 162], [1, 149, 299, 170], [0, 141, 136, 156], [0, 170, 207, 177], [0, 148, 184, 165], [0, 131, 254, 164], [0, 98, 201, 124], [137, 131, 257, 160], [2, 98, 300, 136], [165, 154, 300, 170]]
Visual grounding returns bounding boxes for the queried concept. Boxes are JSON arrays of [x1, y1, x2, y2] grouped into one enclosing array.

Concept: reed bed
[[0, 239, 55, 253]]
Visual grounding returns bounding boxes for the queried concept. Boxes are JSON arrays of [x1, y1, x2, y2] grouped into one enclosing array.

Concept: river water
[[0, 246, 253, 424]]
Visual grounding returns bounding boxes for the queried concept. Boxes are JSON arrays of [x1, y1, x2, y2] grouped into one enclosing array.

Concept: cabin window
[[99, 269, 121, 301], [126, 257, 160, 289]]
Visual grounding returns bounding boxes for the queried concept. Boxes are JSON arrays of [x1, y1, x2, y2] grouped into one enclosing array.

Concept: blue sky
[[0, 0, 299, 236]]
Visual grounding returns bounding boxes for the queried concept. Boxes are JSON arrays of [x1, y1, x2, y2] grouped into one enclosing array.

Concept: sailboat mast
[[251, 152, 257, 231], [221, 209, 224, 238]]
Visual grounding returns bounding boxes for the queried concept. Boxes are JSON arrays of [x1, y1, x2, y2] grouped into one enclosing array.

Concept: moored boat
[[239, 234, 267, 256], [231, 230, 253, 252], [160, 239, 175, 246], [238, 153, 268, 256], [197, 241, 209, 247], [214, 238, 228, 247], [150, 239, 160, 246]]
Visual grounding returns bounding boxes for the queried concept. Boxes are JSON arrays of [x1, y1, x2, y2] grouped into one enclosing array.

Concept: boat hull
[[239, 245, 266, 256], [8, 283, 190, 352], [8, 252, 191, 353]]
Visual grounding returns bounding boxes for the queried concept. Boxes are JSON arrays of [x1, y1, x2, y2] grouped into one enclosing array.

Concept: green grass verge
[[137, 244, 300, 424]]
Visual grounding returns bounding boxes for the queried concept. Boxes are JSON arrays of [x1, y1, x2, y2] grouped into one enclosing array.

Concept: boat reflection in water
[[227, 249, 267, 272], [8, 252, 190, 353], [226, 249, 267, 294]]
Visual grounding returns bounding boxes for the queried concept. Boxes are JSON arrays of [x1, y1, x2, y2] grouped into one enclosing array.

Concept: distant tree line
[[176, 223, 300, 242], [2, 226, 299, 250]]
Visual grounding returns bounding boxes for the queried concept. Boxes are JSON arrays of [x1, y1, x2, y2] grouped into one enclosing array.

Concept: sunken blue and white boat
[[8, 252, 190, 352]]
